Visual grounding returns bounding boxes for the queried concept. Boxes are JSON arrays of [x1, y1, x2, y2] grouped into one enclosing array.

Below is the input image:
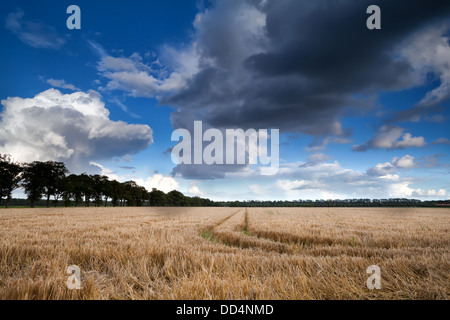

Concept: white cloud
[[46, 78, 80, 91], [187, 183, 205, 196], [367, 155, 415, 177], [386, 182, 446, 199], [276, 179, 309, 191], [366, 162, 395, 177], [89, 161, 122, 182], [5, 9, 66, 49], [272, 162, 446, 200], [231, 153, 446, 201], [0, 89, 153, 171], [394, 133, 426, 149], [90, 161, 179, 193], [353, 125, 426, 151], [385, 182, 415, 198], [402, 23, 450, 107], [135, 174, 179, 193], [412, 189, 446, 197], [392, 155, 415, 169], [90, 41, 199, 98], [378, 174, 400, 182]]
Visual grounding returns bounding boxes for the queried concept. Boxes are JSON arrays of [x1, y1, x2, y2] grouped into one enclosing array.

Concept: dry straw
[[0, 207, 448, 299]]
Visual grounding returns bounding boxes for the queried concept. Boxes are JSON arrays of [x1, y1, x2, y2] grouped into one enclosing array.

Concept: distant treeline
[[5, 197, 449, 209], [1, 154, 449, 208]]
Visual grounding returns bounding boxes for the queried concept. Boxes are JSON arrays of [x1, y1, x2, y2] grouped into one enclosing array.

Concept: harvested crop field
[[0, 207, 448, 300]]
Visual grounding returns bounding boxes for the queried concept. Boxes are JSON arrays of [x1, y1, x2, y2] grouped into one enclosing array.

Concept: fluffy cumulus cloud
[[412, 189, 446, 197], [0, 89, 153, 171], [5, 9, 66, 49], [385, 182, 446, 199], [366, 155, 415, 176], [392, 155, 415, 169], [353, 126, 426, 152], [135, 174, 179, 193], [366, 162, 395, 177], [187, 182, 205, 197]]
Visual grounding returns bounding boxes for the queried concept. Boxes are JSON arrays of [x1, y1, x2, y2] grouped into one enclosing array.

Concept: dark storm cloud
[[165, 0, 450, 136], [163, 0, 450, 179], [246, 0, 449, 81]]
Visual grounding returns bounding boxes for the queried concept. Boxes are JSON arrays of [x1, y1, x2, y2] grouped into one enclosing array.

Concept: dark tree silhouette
[[22, 161, 68, 208], [91, 175, 110, 207], [43, 161, 68, 207], [109, 180, 123, 207], [64, 174, 85, 207], [0, 154, 22, 208], [77, 174, 93, 207], [103, 178, 114, 207], [167, 190, 186, 207], [150, 188, 166, 207], [22, 162, 46, 208], [121, 181, 148, 207]]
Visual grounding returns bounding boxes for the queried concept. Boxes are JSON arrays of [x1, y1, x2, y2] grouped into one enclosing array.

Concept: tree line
[[1, 154, 448, 208], [0, 154, 213, 208]]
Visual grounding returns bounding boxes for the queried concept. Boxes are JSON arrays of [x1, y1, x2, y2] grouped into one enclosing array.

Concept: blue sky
[[1, 0, 449, 201]]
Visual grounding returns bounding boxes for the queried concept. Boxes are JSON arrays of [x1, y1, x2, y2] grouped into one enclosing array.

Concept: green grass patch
[[199, 229, 220, 244], [242, 230, 254, 237]]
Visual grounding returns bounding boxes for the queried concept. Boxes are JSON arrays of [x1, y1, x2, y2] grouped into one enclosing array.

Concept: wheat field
[[0, 207, 448, 300]]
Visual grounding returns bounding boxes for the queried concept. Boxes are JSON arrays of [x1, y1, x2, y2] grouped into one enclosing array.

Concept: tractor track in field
[[200, 209, 379, 257], [214, 208, 244, 229], [199, 208, 292, 254]]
